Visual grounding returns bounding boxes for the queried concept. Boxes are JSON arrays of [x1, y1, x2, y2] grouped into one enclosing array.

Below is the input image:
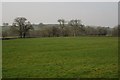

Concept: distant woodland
[[1, 17, 119, 38]]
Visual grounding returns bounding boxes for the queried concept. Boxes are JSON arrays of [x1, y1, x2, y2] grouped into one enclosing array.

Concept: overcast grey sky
[[2, 2, 118, 27]]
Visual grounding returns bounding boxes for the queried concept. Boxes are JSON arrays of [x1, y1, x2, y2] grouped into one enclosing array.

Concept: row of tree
[[2, 17, 119, 38]]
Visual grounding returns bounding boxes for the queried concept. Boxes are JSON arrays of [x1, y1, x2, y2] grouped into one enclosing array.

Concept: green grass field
[[2, 37, 118, 78]]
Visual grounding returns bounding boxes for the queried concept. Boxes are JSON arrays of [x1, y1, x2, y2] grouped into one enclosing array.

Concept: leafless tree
[[12, 17, 34, 38]]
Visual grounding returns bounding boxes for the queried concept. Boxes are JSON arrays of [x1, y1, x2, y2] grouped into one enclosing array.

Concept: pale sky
[[2, 2, 118, 27]]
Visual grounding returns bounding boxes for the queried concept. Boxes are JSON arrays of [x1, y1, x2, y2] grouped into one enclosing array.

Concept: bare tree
[[58, 19, 62, 27], [12, 17, 34, 38], [68, 19, 83, 36], [58, 19, 66, 36]]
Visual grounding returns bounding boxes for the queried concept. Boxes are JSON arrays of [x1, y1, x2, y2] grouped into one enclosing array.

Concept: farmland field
[[2, 37, 118, 78]]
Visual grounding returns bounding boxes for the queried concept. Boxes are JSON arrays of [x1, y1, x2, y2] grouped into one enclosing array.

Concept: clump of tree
[[58, 19, 66, 36], [2, 31, 8, 39], [11, 17, 34, 38], [68, 19, 85, 36], [112, 26, 118, 37], [2, 18, 119, 38], [2, 23, 9, 38]]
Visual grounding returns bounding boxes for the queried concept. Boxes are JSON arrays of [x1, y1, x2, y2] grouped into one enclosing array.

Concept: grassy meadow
[[2, 37, 118, 78]]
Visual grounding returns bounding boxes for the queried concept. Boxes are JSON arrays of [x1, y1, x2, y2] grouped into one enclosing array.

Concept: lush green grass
[[2, 37, 118, 78]]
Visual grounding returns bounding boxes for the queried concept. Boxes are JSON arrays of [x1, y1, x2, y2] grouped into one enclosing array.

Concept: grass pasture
[[2, 37, 118, 78]]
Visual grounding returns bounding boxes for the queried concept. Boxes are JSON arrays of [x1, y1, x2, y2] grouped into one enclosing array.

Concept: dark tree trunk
[[23, 32, 26, 38]]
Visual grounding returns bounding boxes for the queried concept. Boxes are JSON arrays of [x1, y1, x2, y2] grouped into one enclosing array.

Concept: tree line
[[2, 17, 119, 38]]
